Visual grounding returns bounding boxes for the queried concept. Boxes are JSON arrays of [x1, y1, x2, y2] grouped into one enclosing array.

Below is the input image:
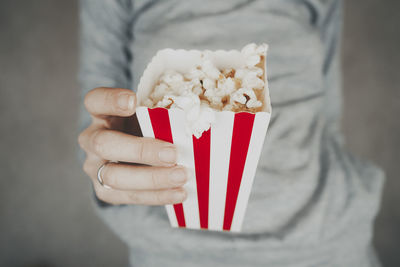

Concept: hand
[[78, 87, 187, 205]]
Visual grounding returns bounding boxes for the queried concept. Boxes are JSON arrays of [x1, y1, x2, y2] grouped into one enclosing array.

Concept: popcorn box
[[136, 48, 271, 232]]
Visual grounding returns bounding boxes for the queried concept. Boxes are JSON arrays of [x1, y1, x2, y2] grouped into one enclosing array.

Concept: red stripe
[[223, 112, 255, 231], [148, 108, 186, 228], [192, 129, 211, 229]]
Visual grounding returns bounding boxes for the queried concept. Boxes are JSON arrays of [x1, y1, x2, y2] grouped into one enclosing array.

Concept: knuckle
[[91, 130, 108, 157], [82, 160, 92, 175], [138, 140, 146, 162], [78, 129, 89, 150], [127, 191, 141, 204], [78, 132, 85, 148], [151, 171, 159, 189], [138, 139, 158, 164], [153, 191, 164, 205]]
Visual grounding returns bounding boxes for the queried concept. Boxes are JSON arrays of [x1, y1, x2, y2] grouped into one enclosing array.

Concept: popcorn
[[135, 45, 271, 232], [188, 103, 215, 138], [184, 67, 205, 80], [231, 88, 262, 108], [145, 43, 267, 137], [201, 58, 221, 80], [235, 67, 263, 79], [151, 83, 170, 102], [159, 70, 184, 90], [203, 78, 216, 92], [240, 71, 264, 90], [155, 96, 173, 108], [241, 43, 268, 67], [217, 77, 236, 95]]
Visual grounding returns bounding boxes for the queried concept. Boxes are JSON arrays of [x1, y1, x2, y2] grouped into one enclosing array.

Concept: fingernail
[[159, 146, 176, 164], [174, 190, 187, 201], [169, 168, 187, 185], [118, 94, 135, 110]]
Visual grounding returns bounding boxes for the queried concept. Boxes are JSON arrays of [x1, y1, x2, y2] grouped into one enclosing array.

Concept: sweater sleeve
[[78, 0, 134, 207], [79, 0, 133, 90], [78, 0, 133, 133]]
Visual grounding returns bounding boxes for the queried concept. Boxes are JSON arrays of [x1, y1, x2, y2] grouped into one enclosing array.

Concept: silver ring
[[97, 162, 111, 189]]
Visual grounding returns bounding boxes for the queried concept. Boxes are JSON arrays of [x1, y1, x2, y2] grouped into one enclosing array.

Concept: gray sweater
[[79, 0, 384, 266]]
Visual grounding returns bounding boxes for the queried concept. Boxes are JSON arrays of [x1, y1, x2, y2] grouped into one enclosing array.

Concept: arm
[[78, 0, 187, 205]]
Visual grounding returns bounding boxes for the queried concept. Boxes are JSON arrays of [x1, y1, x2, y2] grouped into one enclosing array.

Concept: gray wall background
[[0, 0, 398, 266]]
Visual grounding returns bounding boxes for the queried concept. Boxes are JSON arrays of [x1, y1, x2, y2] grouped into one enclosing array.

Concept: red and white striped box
[[136, 48, 271, 232]]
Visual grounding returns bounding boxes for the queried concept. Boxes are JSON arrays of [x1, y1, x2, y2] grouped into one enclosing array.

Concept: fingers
[[100, 163, 187, 190], [80, 86, 186, 205], [93, 184, 187, 205], [85, 87, 136, 117], [82, 155, 188, 205], [79, 127, 177, 166]]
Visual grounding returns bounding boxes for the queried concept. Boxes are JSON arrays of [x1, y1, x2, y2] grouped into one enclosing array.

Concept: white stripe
[[168, 109, 200, 229], [230, 112, 271, 232], [208, 111, 235, 231], [135, 107, 178, 228], [135, 107, 155, 138]]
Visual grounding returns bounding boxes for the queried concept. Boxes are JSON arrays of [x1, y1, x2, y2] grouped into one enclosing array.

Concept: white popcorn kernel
[[190, 77, 202, 87], [204, 92, 222, 107], [246, 55, 261, 67], [241, 43, 268, 67], [235, 68, 264, 90], [241, 43, 258, 56], [191, 104, 215, 139], [231, 87, 261, 109], [201, 59, 221, 80], [156, 95, 174, 108], [242, 88, 257, 99], [234, 67, 262, 80], [251, 67, 264, 77], [255, 44, 268, 54], [217, 77, 236, 95], [160, 70, 184, 89], [231, 89, 247, 104], [184, 67, 205, 80], [179, 81, 194, 94], [174, 92, 200, 110], [192, 84, 203, 95], [202, 78, 216, 91], [234, 68, 247, 80], [246, 98, 262, 108], [150, 83, 170, 102], [242, 73, 264, 90], [242, 43, 268, 56]]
